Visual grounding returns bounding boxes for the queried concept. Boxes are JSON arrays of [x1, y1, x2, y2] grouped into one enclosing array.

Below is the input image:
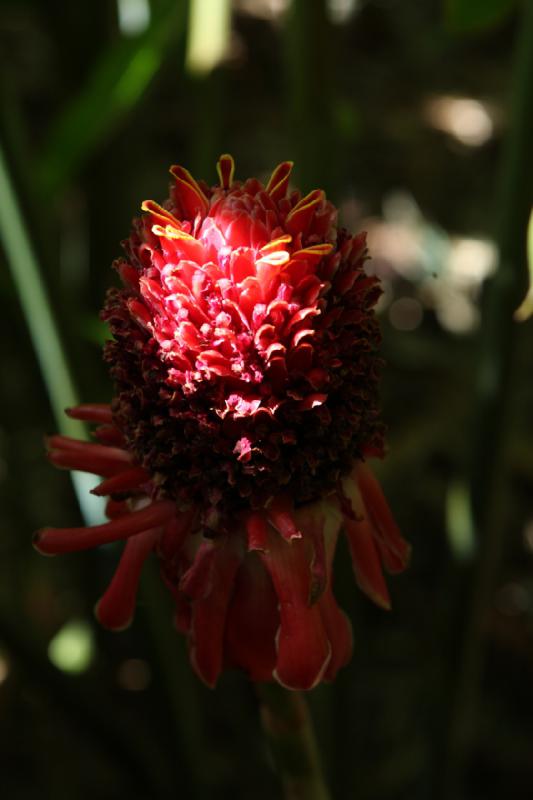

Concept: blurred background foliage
[[0, 0, 532, 798]]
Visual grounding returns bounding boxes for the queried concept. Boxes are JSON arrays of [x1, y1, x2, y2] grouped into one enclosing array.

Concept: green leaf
[[37, 0, 187, 197], [0, 141, 104, 523], [445, 0, 518, 33]]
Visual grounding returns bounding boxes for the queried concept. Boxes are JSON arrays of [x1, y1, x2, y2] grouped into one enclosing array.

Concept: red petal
[[285, 190, 324, 237], [267, 496, 302, 542], [317, 587, 353, 681], [355, 464, 410, 572], [259, 530, 331, 690], [46, 437, 133, 477], [265, 161, 293, 202], [158, 510, 196, 562], [224, 552, 278, 681], [169, 165, 209, 218], [245, 512, 269, 551], [173, 176, 209, 219], [65, 404, 113, 424], [188, 541, 242, 687], [95, 528, 160, 630], [91, 466, 149, 496], [343, 516, 391, 610], [93, 425, 125, 446], [106, 499, 128, 519], [296, 501, 352, 680], [291, 243, 334, 263], [34, 500, 175, 554], [216, 153, 235, 189], [141, 200, 181, 229]]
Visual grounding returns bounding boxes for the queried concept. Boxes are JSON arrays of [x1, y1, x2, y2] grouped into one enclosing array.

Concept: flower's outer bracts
[[36, 156, 410, 690]]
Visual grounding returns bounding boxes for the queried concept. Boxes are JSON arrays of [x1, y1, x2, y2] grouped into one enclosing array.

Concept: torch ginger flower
[[36, 155, 410, 690]]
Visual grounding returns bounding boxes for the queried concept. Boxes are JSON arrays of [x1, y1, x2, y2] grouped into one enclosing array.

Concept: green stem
[[255, 683, 331, 800], [442, 2, 533, 795]]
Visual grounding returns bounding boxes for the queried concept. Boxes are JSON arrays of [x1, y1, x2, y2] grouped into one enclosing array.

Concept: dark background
[[1, 0, 532, 798]]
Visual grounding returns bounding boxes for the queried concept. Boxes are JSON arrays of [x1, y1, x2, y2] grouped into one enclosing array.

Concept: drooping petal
[[91, 466, 150, 496], [355, 464, 411, 572], [65, 404, 113, 424], [259, 527, 331, 690], [187, 540, 242, 687], [95, 527, 160, 630], [317, 587, 353, 681], [34, 500, 176, 554], [46, 436, 133, 477], [224, 552, 278, 682], [343, 515, 391, 610]]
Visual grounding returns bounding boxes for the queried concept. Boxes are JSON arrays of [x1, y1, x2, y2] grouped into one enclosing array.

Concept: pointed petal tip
[[360, 585, 391, 611], [190, 649, 219, 689]]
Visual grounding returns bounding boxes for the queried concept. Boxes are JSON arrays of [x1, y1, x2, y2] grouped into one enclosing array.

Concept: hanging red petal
[[65, 404, 113, 424], [224, 552, 278, 682], [188, 540, 242, 687], [46, 436, 133, 477], [267, 496, 302, 542], [34, 500, 175, 554], [355, 464, 410, 572], [343, 515, 391, 610], [317, 587, 353, 681], [91, 466, 150, 496], [95, 527, 160, 630], [259, 529, 331, 690]]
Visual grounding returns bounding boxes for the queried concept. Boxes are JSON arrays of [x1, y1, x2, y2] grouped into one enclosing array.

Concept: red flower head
[[36, 156, 410, 690]]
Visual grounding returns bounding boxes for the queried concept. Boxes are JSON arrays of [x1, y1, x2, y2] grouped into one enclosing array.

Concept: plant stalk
[[256, 683, 332, 800]]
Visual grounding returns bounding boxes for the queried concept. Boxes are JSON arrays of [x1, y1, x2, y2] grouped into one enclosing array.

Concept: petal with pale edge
[[259, 528, 331, 690]]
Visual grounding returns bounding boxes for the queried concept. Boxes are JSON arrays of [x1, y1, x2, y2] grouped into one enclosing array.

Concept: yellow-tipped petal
[[217, 153, 235, 189]]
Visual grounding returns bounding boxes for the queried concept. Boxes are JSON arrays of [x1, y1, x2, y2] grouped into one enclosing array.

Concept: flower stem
[[255, 683, 332, 800]]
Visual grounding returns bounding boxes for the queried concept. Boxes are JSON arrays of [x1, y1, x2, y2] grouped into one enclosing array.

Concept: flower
[[35, 155, 410, 690]]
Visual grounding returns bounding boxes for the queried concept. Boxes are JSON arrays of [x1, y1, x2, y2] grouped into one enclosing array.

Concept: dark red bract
[[36, 156, 410, 690]]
